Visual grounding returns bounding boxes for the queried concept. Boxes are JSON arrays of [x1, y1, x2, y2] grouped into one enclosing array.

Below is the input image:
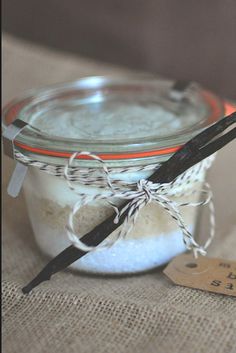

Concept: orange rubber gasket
[[7, 91, 236, 161]]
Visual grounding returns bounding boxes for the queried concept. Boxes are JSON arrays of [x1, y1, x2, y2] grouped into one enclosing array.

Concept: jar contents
[[23, 165, 205, 274]]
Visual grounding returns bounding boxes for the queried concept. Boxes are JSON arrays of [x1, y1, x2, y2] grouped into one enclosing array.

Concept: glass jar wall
[[3, 76, 224, 274]]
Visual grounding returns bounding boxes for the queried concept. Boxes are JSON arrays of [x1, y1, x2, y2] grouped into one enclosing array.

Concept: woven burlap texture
[[2, 35, 236, 353]]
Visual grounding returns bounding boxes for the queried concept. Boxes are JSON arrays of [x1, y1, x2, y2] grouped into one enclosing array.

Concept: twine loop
[[64, 151, 216, 258]]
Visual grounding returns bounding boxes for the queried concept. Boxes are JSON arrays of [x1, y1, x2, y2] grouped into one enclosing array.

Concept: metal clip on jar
[[3, 76, 225, 274]]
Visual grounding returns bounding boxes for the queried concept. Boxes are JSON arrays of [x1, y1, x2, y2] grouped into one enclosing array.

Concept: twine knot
[[137, 179, 156, 202]]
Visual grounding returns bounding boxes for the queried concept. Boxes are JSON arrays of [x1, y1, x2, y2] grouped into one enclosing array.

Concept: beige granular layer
[[36, 191, 201, 240]]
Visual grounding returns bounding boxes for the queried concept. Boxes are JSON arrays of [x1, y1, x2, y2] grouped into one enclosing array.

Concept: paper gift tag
[[164, 254, 236, 297]]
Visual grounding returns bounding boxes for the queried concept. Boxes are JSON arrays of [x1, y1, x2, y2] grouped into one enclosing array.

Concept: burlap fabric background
[[2, 35, 236, 353]]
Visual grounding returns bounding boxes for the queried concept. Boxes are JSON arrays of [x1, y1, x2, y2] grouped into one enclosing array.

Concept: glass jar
[[3, 76, 225, 274]]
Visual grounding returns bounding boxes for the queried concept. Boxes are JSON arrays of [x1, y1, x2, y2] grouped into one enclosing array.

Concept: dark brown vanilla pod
[[22, 112, 236, 294], [152, 112, 236, 184]]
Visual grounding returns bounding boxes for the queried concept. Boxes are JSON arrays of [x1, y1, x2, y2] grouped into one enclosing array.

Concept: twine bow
[[64, 152, 215, 258]]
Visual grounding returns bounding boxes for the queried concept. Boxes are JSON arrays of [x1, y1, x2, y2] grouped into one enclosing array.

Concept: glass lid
[[2, 75, 224, 166]]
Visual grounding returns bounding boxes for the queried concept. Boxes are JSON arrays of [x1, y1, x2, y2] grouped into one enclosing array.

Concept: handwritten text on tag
[[164, 254, 236, 296]]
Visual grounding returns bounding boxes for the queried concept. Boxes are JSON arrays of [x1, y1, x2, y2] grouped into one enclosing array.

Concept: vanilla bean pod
[[22, 112, 236, 294]]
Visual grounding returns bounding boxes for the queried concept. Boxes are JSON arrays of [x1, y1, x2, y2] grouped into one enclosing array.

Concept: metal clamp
[[170, 80, 193, 101], [3, 119, 29, 198], [3, 119, 28, 159]]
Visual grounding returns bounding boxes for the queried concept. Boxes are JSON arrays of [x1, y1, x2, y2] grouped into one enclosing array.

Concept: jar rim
[[2, 75, 225, 167]]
